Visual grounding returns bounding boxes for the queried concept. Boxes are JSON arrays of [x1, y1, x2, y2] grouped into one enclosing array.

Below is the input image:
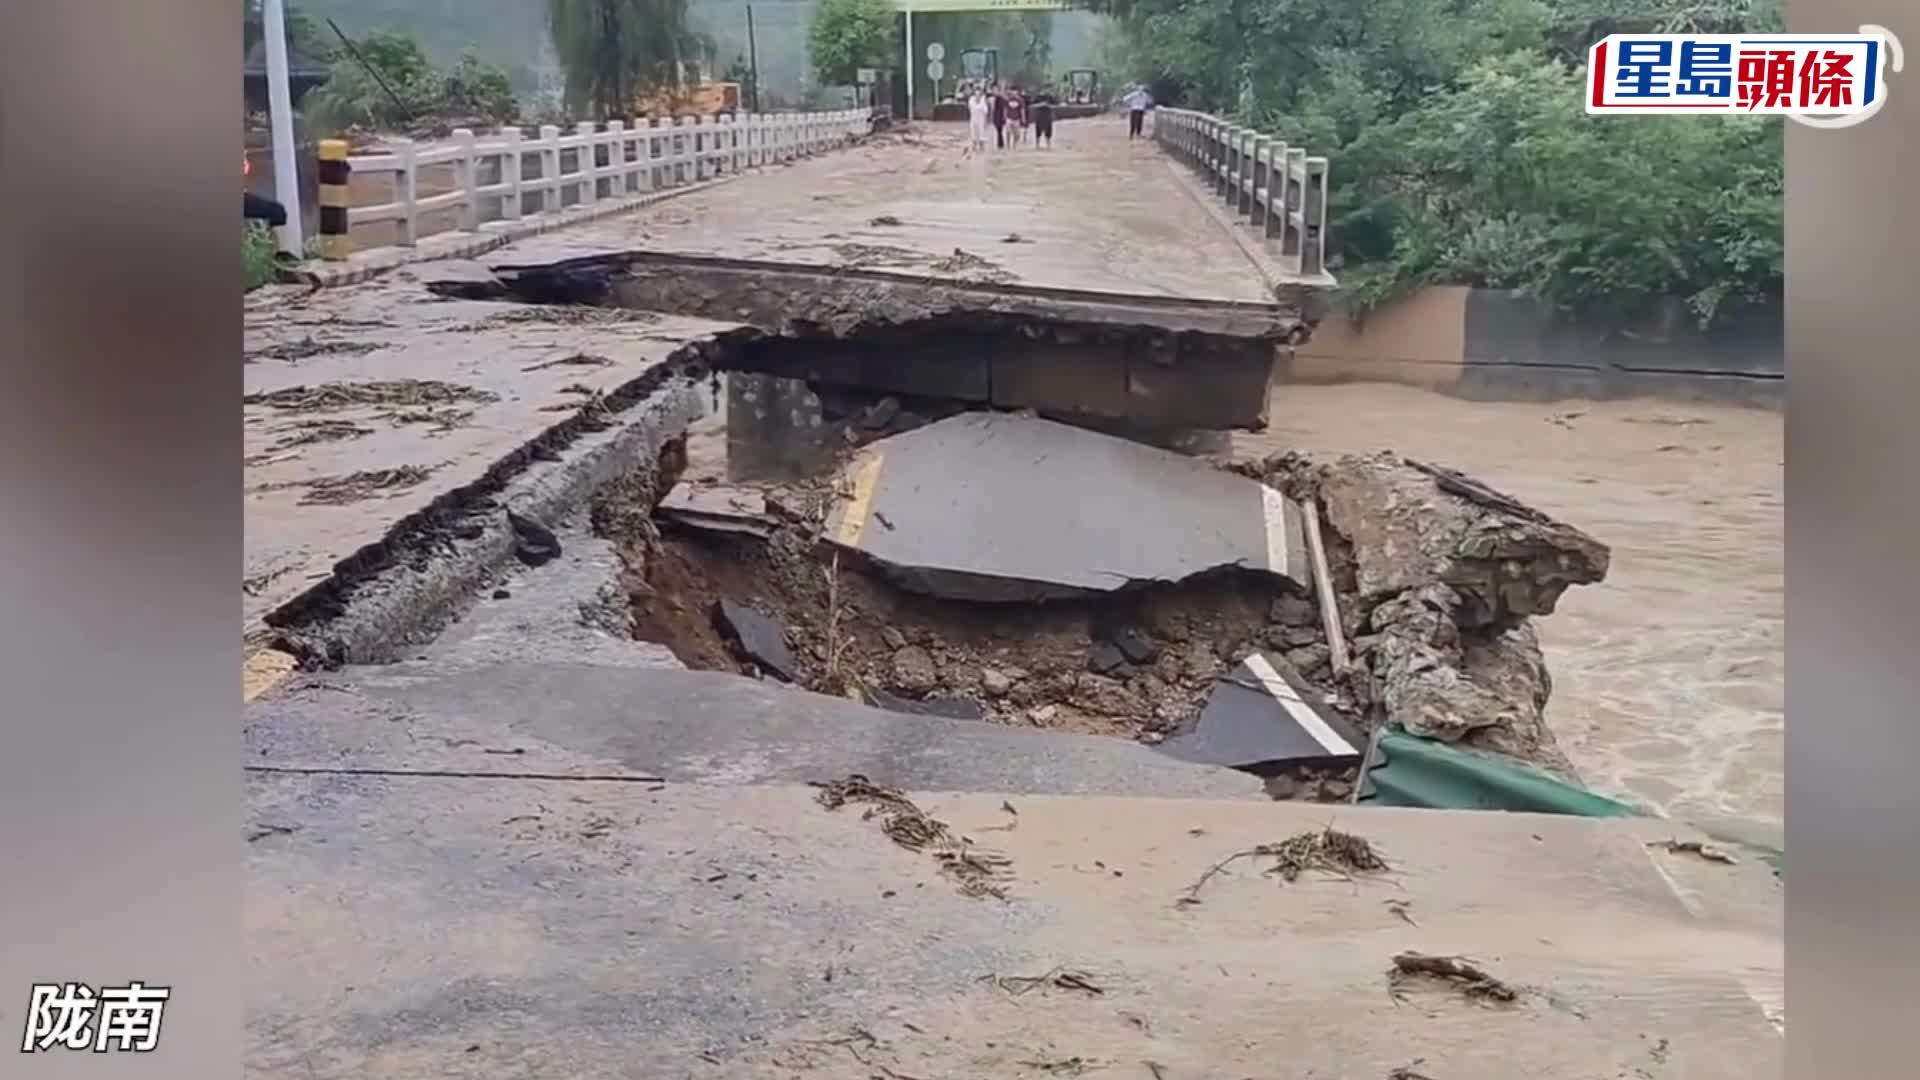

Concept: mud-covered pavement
[[496, 119, 1295, 302]]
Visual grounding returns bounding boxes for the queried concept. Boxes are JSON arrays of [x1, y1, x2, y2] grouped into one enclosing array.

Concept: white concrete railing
[[341, 109, 870, 248], [1152, 108, 1330, 280]]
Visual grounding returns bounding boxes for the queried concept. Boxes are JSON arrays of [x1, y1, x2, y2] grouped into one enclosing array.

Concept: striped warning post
[[316, 139, 352, 260]]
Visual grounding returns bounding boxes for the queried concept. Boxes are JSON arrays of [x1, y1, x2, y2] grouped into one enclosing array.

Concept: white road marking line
[[1244, 652, 1357, 756]]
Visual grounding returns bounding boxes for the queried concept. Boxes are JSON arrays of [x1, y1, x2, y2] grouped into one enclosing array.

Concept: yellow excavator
[[632, 62, 743, 116]]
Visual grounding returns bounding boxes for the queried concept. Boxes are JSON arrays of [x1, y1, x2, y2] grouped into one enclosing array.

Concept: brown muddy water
[[1241, 382, 1783, 831]]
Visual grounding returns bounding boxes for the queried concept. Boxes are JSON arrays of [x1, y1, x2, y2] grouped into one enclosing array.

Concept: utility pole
[[745, 5, 761, 113], [261, 0, 305, 255]]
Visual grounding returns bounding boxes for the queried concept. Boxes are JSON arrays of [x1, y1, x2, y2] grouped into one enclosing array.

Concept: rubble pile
[[1241, 450, 1611, 776]]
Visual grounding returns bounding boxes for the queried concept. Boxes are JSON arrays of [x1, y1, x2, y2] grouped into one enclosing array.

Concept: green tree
[[302, 28, 439, 131], [303, 28, 520, 134], [546, 0, 708, 120], [808, 0, 899, 86], [440, 49, 520, 121], [242, 0, 337, 63]]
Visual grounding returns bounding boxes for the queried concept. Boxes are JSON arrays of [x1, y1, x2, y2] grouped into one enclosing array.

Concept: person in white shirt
[[1124, 85, 1152, 139], [967, 85, 992, 152]]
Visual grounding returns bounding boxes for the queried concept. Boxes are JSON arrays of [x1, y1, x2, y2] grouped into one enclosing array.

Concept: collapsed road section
[[251, 247, 1606, 804], [619, 390, 1610, 799]]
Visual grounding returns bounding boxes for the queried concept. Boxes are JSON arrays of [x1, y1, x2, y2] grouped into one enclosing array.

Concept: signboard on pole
[[926, 43, 945, 61], [857, 68, 878, 84], [926, 61, 945, 81]]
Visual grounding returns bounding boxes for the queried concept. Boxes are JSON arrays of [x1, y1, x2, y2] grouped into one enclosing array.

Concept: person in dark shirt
[[990, 84, 1008, 149], [1030, 90, 1055, 148]]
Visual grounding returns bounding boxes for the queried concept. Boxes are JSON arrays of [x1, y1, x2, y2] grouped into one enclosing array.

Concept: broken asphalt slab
[[822, 412, 1309, 602], [712, 598, 798, 681], [1159, 652, 1365, 772], [245, 660, 1268, 800]]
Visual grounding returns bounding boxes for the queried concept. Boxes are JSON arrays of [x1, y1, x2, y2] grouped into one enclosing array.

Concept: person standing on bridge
[[990, 83, 1009, 149], [1124, 84, 1152, 139], [967, 85, 992, 153], [1030, 89, 1055, 148]]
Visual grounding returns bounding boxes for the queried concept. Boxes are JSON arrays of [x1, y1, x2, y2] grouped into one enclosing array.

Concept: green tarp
[[1359, 729, 1783, 874], [1360, 729, 1643, 817]]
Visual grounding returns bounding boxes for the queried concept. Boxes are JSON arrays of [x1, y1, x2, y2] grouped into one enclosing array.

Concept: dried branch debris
[[1179, 825, 1390, 906], [812, 774, 1012, 899], [1389, 952, 1520, 1005], [981, 967, 1105, 997], [1646, 838, 1738, 864]]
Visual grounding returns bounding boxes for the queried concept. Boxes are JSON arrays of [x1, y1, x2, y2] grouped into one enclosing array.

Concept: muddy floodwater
[[680, 372, 1783, 831], [1241, 383, 1784, 830]]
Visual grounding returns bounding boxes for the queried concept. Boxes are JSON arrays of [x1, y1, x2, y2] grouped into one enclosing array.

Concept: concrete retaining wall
[[1287, 286, 1783, 406]]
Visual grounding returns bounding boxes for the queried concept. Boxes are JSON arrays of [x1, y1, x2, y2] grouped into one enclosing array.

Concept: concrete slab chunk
[[1160, 652, 1364, 770], [823, 412, 1308, 601], [657, 482, 773, 538]]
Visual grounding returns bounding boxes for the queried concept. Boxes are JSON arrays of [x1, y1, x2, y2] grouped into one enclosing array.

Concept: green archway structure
[[886, 0, 1075, 118]]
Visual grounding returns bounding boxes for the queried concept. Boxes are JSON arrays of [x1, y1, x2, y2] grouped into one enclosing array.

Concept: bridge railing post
[[392, 138, 418, 246], [670, 117, 687, 187], [1263, 139, 1287, 246], [1250, 135, 1271, 230], [696, 115, 712, 181], [635, 118, 653, 193], [1209, 120, 1225, 195], [500, 126, 523, 221], [574, 121, 598, 208], [1281, 147, 1306, 270], [606, 120, 626, 198], [645, 118, 661, 191], [1237, 129, 1257, 219], [1216, 123, 1233, 200], [539, 125, 561, 213], [1224, 125, 1241, 208], [1222, 124, 1237, 205], [452, 128, 479, 231], [1303, 156, 1328, 278], [637, 117, 652, 193]]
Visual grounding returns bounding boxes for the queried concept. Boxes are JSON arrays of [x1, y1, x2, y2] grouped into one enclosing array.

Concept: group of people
[[957, 81, 1156, 152], [963, 82, 1056, 152]]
